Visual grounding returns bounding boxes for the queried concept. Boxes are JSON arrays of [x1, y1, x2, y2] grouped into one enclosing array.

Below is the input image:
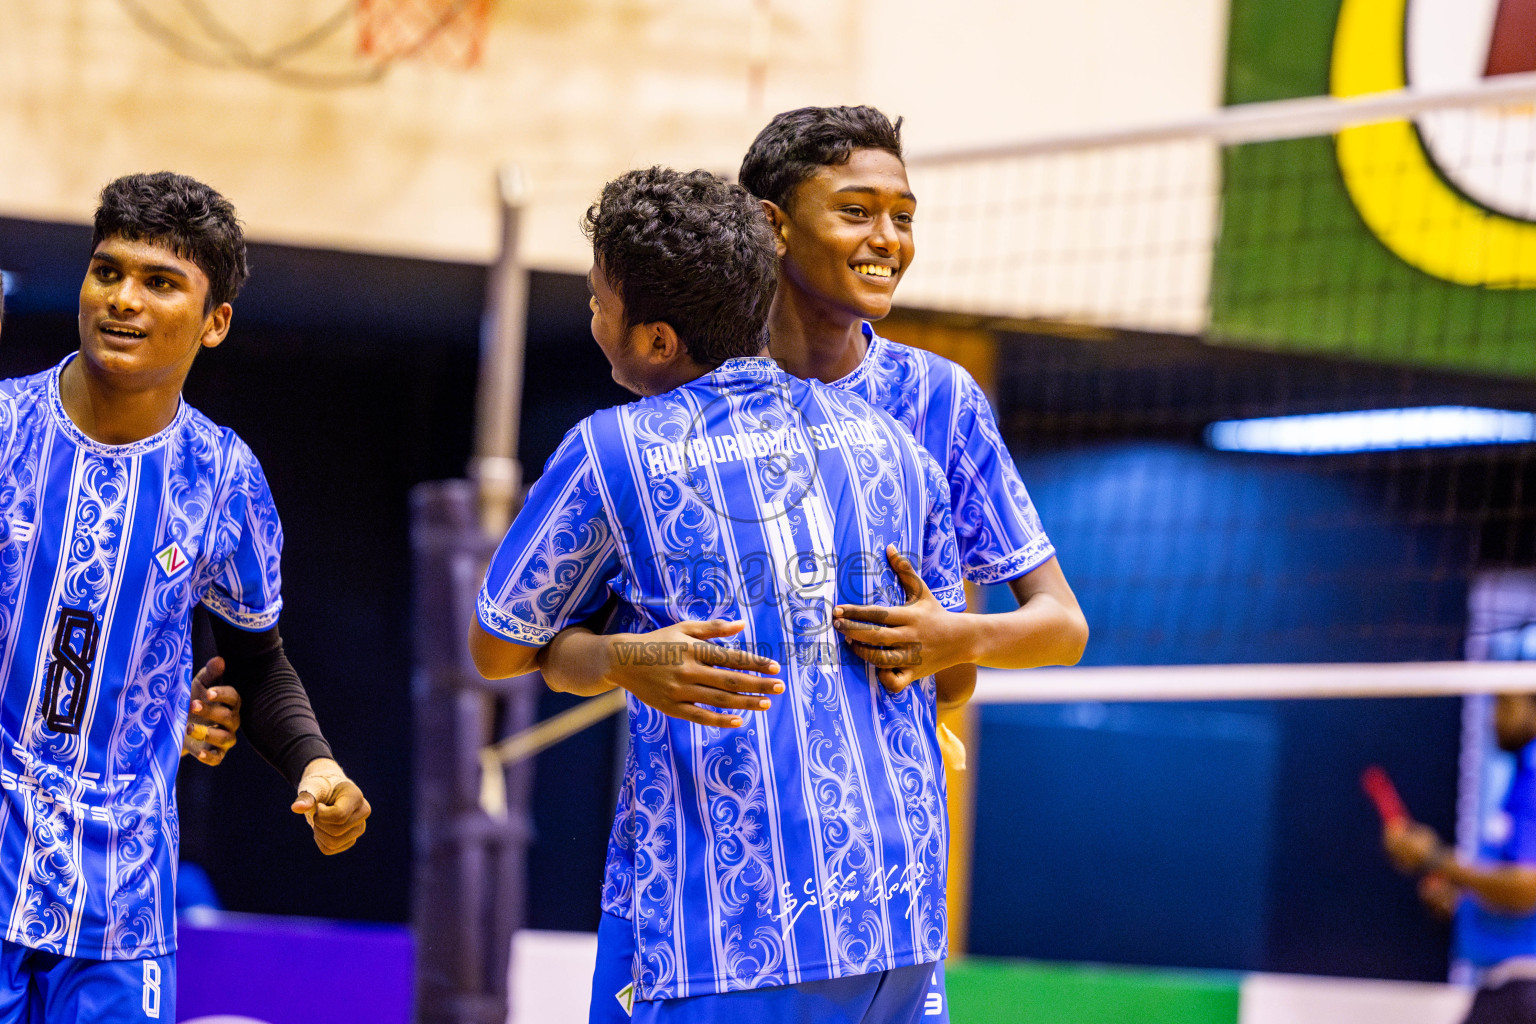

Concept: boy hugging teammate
[[536, 106, 1088, 1024], [470, 168, 969, 1023]]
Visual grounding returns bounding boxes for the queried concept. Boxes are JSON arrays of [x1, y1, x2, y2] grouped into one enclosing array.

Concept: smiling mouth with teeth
[[100, 325, 147, 339], [853, 263, 895, 279]]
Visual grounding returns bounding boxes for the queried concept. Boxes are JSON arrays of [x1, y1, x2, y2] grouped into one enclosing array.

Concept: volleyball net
[[904, 71, 1536, 367]]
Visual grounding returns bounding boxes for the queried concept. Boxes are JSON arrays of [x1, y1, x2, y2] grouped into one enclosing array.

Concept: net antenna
[[115, 0, 492, 88]]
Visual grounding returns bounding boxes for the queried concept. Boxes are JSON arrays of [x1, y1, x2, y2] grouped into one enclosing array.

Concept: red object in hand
[[1362, 765, 1409, 826]]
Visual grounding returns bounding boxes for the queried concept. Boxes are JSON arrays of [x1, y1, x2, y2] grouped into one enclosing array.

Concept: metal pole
[[411, 480, 514, 1024], [413, 165, 536, 1024], [471, 164, 530, 538]]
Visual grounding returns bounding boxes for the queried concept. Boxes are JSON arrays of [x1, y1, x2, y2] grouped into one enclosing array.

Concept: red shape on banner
[[1486, 0, 1536, 77]]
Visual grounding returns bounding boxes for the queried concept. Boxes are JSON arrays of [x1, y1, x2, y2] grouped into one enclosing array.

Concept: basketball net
[[356, 0, 492, 70]]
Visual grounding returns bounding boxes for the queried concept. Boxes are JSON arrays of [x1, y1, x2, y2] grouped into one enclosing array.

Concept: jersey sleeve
[[918, 447, 966, 612], [476, 425, 621, 647], [200, 440, 284, 631], [949, 370, 1057, 585]]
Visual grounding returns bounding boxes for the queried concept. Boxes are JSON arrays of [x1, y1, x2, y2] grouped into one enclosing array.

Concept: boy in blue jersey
[[471, 167, 971, 1024], [744, 106, 1087, 693], [0, 172, 370, 1022], [1385, 693, 1536, 1022], [546, 108, 1088, 1023], [0, 268, 239, 771]]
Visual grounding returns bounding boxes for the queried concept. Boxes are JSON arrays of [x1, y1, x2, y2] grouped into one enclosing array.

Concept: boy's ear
[[634, 321, 684, 364], [200, 302, 233, 350], [761, 199, 789, 259]]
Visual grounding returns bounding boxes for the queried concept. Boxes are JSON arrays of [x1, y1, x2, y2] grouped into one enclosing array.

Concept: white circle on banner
[[1407, 0, 1536, 222]]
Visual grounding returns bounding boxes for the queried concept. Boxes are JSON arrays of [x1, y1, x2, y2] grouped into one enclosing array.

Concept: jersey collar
[[47, 354, 191, 458], [702, 356, 783, 386], [825, 321, 886, 392]]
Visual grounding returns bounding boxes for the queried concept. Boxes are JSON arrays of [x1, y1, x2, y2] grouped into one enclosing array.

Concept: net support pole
[[411, 481, 530, 1024], [411, 165, 536, 1024], [471, 163, 530, 538]]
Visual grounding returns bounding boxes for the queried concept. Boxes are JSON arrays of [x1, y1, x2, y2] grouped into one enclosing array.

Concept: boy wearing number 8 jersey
[[0, 173, 369, 1022]]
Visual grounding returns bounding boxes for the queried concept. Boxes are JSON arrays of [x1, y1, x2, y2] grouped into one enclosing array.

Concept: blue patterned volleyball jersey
[[597, 324, 1057, 950], [0, 356, 283, 961], [478, 357, 964, 1000], [833, 322, 1053, 585]]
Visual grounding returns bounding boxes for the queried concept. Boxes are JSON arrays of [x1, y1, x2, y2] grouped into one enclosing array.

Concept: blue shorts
[[0, 939, 174, 1023], [590, 911, 949, 1024]]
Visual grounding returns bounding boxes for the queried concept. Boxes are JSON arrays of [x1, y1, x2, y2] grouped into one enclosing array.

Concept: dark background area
[[3, 217, 1532, 980], [964, 329, 1536, 979]]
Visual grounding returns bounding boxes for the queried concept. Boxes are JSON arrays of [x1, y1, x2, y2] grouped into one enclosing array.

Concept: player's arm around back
[[835, 551, 1087, 677], [469, 610, 784, 730], [468, 421, 782, 726], [538, 620, 782, 729]]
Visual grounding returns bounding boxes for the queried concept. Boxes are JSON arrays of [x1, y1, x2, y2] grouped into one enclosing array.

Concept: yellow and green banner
[[1212, 0, 1536, 378]]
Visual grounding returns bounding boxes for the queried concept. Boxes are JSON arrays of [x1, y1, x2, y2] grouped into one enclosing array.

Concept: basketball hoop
[[356, 0, 492, 70], [115, 0, 491, 87]]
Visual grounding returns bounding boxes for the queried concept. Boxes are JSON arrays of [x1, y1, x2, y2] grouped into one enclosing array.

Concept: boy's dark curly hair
[[738, 106, 903, 210], [92, 172, 249, 312], [584, 167, 776, 368]]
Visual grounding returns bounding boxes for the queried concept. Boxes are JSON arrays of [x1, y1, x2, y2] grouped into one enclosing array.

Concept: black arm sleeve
[[199, 607, 334, 787]]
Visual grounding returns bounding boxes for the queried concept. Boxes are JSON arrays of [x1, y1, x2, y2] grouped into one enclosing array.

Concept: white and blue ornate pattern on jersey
[[631, 726, 682, 997], [0, 392, 45, 708], [478, 434, 618, 645], [0, 358, 285, 960], [478, 358, 963, 1000], [701, 732, 786, 990], [620, 398, 734, 625], [835, 325, 1056, 585], [868, 678, 949, 960], [103, 423, 220, 960], [200, 445, 284, 630], [10, 450, 137, 953], [601, 747, 638, 917], [798, 382, 952, 970], [593, 333, 1016, 963]]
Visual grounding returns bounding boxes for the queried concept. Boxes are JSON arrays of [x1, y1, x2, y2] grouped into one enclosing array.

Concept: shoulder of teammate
[[479, 414, 620, 645], [867, 328, 960, 373], [861, 326, 988, 462], [529, 414, 616, 503], [0, 374, 35, 468], [865, 328, 993, 434], [869, 329, 1055, 584], [0, 366, 45, 402], [864, 326, 971, 395]]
